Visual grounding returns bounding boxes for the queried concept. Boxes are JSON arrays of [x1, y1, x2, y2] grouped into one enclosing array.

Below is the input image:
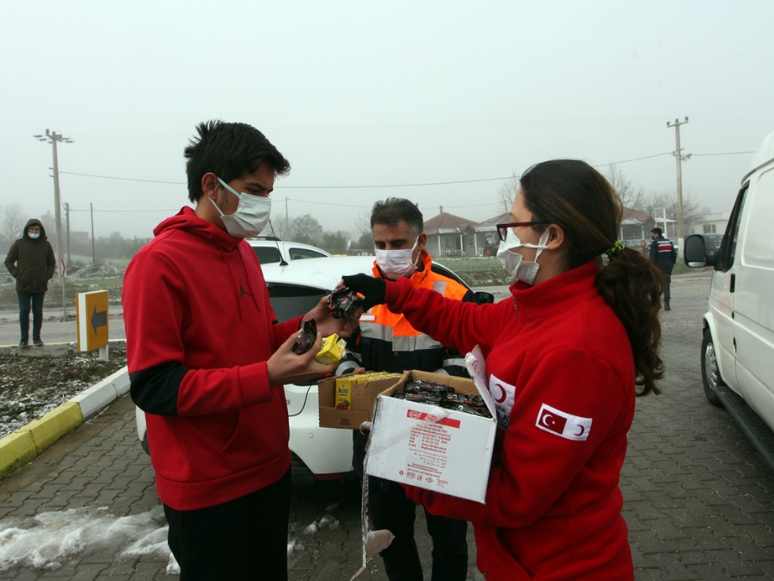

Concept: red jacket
[[390, 261, 635, 581], [123, 207, 298, 510]]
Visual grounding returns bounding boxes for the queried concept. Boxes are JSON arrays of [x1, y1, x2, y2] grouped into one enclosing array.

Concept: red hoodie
[[392, 261, 635, 581], [123, 207, 298, 511]]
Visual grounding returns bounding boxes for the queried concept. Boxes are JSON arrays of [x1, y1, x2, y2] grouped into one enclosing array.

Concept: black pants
[[662, 272, 672, 307], [163, 469, 291, 581], [17, 291, 44, 343], [354, 430, 468, 581]]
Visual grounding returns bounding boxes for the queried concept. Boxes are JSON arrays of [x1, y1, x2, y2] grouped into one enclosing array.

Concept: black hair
[[520, 159, 664, 396], [651, 227, 662, 236], [370, 198, 424, 238], [184, 120, 290, 203]]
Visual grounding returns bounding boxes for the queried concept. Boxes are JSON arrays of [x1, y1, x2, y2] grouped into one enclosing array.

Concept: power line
[[60, 171, 185, 185], [691, 151, 755, 156], [58, 149, 755, 191]]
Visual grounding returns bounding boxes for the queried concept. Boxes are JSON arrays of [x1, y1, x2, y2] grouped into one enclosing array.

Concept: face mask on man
[[209, 177, 271, 238], [497, 228, 551, 285], [375, 237, 419, 280], [28, 232, 40, 240]]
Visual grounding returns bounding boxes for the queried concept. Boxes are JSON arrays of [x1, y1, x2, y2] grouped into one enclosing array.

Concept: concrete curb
[[0, 365, 130, 479]]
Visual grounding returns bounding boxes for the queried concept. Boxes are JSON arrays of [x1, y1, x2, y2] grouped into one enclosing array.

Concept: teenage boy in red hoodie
[[123, 121, 352, 581]]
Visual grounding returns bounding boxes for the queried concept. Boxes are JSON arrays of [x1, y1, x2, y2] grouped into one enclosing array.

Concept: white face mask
[[375, 236, 419, 280], [497, 227, 550, 285], [28, 232, 40, 239], [209, 177, 271, 238]]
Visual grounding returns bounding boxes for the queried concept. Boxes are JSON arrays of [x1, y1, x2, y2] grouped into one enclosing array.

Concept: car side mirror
[[474, 291, 495, 305], [684, 234, 715, 268]]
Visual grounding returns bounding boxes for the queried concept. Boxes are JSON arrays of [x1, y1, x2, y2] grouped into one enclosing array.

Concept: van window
[[743, 168, 774, 268], [717, 185, 748, 272]]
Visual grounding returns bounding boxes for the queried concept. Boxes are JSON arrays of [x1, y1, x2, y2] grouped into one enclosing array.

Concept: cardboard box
[[364, 370, 497, 504], [318, 373, 403, 429]]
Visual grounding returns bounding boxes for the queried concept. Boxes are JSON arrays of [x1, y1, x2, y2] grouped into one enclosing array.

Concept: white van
[[684, 129, 774, 470]]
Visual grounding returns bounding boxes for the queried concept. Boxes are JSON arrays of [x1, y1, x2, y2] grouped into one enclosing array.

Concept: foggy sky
[[2, 0, 772, 240]]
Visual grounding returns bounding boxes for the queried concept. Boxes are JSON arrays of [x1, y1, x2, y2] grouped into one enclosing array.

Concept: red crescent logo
[[575, 424, 585, 437], [494, 383, 507, 403]]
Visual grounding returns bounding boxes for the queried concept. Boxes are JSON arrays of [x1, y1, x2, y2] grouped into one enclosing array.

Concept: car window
[[253, 246, 283, 264], [266, 283, 328, 321], [289, 248, 328, 260]]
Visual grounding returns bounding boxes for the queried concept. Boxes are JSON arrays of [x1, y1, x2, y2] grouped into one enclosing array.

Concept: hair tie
[[605, 240, 625, 256]]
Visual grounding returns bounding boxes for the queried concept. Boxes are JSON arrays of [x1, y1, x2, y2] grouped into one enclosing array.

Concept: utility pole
[[90, 203, 96, 264], [34, 129, 73, 321], [666, 117, 691, 256], [65, 202, 71, 267]]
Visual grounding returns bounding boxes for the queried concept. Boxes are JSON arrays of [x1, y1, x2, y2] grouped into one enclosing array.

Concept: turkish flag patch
[[535, 403, 592, 441]]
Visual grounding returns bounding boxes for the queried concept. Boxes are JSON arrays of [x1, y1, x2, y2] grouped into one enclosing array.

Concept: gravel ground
[[0, 346, 127, 438]]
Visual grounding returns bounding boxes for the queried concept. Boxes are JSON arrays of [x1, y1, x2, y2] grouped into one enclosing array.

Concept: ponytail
[[596, 247, 664, 395]]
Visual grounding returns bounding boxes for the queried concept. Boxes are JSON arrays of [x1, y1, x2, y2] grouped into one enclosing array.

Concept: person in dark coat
[[4, 219, 56, 347], [649, 227, 677, 310]]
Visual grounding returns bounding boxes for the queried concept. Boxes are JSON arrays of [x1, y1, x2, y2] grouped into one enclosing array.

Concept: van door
[[708, 185, 748, 392], [733, 166, 774, 425]]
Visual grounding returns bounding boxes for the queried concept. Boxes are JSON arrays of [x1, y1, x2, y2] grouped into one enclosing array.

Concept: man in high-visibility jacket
[[337, 197, 475, 581]]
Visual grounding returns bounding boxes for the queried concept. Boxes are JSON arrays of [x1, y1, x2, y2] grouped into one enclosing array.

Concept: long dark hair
[[520, 159, 664, 396]]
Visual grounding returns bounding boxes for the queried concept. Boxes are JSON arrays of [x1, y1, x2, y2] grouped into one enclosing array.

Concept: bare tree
[[353, 209, 372, 238], [1, 203, 26, 246], [604, 164, 645, 211], [291, 214, 324, 246], [496, 175, 519, 215], [267, 215, 292, 240], [641, 189, 702, 238]]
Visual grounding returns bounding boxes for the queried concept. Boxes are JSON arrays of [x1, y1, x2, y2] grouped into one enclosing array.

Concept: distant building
[[423, 209, 482, 257], [692, 211, 730, 235], [422, 207, 663, 257]]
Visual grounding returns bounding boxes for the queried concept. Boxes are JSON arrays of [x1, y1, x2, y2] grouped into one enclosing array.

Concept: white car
[[246, 237, 331, 265], [136, 255, 492, 485]]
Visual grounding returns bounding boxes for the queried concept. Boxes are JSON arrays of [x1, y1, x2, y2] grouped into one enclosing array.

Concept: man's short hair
[[651, 227, 663, 236], [370, 198, 423, 239], [184, 120, 290, 203]]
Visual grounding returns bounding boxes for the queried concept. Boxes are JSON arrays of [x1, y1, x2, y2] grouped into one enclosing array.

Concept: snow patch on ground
[[287, 513, 340, 558], [0, 505, 175, 573]]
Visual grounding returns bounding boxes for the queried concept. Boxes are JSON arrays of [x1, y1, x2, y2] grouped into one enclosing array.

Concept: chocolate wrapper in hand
[[292, 319, 317, 355], [341, 274, 386, 311], [328, 281, 365, 323]]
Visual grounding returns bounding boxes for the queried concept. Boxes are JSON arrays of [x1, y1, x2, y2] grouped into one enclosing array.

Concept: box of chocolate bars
[[364, 370, 498, 503], [318, 372, 403, 429]]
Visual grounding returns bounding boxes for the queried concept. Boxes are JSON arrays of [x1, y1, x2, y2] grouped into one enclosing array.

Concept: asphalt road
[[0, 308, 126, 347], [2, 273, 774, 580]]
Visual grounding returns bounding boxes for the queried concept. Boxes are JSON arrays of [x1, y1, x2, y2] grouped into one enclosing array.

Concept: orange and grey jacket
[[337, 250, 475, 376]]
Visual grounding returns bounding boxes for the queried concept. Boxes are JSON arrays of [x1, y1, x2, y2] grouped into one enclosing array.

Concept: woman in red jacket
[[343, 159, 664, 581]]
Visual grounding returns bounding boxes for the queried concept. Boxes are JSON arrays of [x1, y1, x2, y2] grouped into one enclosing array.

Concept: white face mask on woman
[[497, 228, 550, 285], [209, 177, 271, 238], [375, 237, 419, 280]]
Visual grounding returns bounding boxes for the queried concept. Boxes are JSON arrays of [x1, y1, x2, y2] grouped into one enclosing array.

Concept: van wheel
[[701, 328, 724, 407]]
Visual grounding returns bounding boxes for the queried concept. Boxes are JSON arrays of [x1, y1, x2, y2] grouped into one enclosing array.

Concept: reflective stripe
[[432, 280, 447, 294], [393, 334, 443, 351], [360, 321, 443, 350], [360, 321, 394, 342], [444, 357, 466, 367]]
